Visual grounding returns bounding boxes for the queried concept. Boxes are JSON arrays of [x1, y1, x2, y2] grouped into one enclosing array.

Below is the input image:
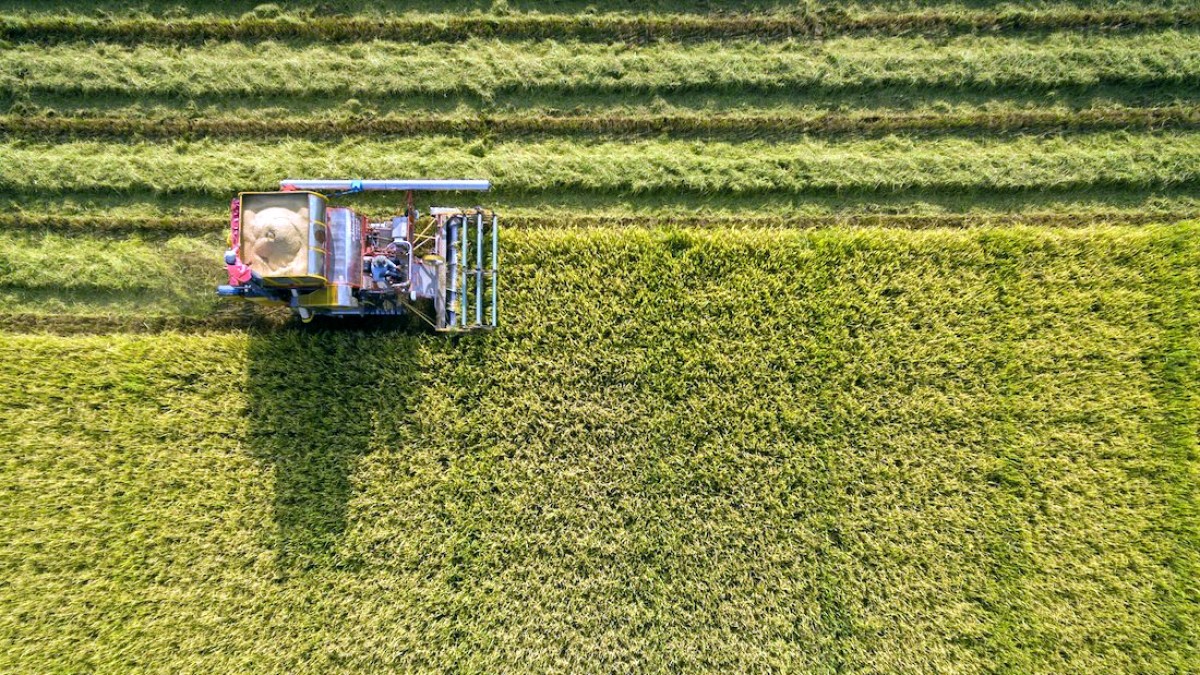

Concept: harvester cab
[[218, 179, 498, 331]]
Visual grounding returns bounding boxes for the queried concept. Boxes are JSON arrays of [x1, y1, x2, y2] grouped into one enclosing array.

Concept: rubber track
[[3, 10, 1198, 44], [3, 106, 1198, 140]]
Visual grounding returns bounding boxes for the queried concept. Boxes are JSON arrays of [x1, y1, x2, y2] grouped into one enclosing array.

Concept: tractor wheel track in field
[[3, 10, 1198, 44], [3, 106, 1198, 140]]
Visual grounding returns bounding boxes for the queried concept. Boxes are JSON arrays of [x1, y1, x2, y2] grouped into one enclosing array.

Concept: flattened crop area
[[1, 2, 1197, 673]]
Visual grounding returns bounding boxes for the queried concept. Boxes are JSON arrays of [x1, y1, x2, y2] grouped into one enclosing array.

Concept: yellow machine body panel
[[261, 275, 328, 288], [297, 284, 356, 308]]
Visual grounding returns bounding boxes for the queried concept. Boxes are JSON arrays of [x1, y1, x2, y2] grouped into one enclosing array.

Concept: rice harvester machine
[[218, 179, 499, 330]]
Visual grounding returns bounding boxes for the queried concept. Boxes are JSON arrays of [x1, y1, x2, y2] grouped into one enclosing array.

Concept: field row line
[[3, 211, 1193, 237], [3, 106, 1197, 140], [3, 10, 1197, 44]]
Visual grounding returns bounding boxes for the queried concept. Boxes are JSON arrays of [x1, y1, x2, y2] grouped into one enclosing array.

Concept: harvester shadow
[[245, 319, 422, 573]]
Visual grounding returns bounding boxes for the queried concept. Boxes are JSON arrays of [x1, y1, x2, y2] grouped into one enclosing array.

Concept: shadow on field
[[245, 317, 421, 572]]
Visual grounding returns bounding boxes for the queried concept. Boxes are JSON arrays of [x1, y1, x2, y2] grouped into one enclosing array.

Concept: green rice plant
[[1, 224, 1195, 673], [2, 31, 1197, 99]]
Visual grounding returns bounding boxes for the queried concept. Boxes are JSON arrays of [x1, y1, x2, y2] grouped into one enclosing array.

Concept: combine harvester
[[218, 179, 498, 331]]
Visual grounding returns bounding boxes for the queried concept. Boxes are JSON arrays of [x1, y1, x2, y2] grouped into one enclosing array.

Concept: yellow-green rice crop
[[2, 225, 1196, 673]]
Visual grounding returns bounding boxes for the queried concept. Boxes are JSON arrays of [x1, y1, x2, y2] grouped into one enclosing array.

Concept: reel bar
[[448, 217, 459, 327], [491, 215, 498, 328], [461, 216, 469, 328], [476, 213, 484, 327]]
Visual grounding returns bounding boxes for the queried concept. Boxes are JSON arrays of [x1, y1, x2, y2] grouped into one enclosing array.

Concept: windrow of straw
[[3, 32, 1198, 99], [2, 133, 1198, 196]]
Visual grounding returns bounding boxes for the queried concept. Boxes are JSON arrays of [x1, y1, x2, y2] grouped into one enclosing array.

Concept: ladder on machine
[[443, 210, 498, 332]]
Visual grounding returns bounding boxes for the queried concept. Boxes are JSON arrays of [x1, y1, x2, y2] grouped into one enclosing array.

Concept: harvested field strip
[[4, 33, 1197, 99], [6, 105, 1199, 140], [2, 225, 1197, 672], [0, 232, 220, 291], [0, 232, 223, 316], [2, 132, 1199, 197], [4, 9, 1199, 44]]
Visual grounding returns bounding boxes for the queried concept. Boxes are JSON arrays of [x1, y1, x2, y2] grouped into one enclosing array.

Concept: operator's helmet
[[224, 250, 238, 266]]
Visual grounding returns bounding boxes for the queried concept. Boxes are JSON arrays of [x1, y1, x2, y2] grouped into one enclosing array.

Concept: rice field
[[1, 1, 1197, 673]]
